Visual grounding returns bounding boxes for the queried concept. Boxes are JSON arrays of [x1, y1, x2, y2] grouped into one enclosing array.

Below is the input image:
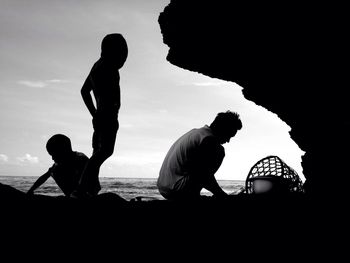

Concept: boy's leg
[[77, 158, 101, 195], [80, 120, 118, 196], [71, 114, 118, 198]]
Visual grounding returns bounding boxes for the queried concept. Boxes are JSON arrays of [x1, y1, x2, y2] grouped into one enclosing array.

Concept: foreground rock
[[0, 182, 332, 225], [1, 181, 346, 259]]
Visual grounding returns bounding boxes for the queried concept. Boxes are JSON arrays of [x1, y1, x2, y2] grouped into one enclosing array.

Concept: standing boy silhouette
[[72, 33, 128, 198]]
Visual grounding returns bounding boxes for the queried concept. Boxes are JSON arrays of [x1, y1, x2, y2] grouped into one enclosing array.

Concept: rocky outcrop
[[158, 0, 349, 197]]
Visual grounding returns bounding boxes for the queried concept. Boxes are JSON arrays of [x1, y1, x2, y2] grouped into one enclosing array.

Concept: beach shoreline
[[0, 175, 245, 201]]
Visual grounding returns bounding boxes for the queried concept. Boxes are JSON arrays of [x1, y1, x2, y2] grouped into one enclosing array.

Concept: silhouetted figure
[[27, 134, 94, 197], [157, 111, 242, 200], [71, 33, 128, 198]]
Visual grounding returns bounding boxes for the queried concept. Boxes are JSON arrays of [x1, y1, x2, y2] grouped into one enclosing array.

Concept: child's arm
[[27, 170, 51, 195], [81, 77, 96, 117]]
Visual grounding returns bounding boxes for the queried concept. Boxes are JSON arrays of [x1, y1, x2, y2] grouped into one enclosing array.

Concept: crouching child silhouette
[[71, 33, 128, 198], [27, 134, 95, 197]]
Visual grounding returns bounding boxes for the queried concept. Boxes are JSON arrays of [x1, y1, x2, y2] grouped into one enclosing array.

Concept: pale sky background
[[0, 0, 305, 181]]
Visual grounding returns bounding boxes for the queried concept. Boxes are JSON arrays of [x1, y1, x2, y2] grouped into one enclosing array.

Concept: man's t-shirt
[[157, 125, 225, 199], [48, 151, 89, 196]]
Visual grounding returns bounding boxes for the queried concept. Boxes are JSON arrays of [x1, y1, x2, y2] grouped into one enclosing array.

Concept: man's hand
[[212, 190, 229, 200]]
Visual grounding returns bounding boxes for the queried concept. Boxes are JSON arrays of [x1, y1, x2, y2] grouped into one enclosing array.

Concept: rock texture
[[158, 0, 349, 197]]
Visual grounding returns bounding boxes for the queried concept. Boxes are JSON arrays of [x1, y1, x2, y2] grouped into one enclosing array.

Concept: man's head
[[46, 134, 72, 164], [210, 111, 242, 144], [101, 33, 128, 68]]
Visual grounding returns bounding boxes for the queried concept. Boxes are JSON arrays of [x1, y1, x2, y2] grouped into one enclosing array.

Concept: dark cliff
[[158, 0, 349, 197]]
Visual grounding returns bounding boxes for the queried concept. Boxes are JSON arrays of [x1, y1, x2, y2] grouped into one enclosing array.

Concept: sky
[[0, 0, 305, 181]]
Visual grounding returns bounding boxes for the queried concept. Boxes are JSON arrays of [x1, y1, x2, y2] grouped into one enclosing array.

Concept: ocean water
[[0, 175, 245, 201]]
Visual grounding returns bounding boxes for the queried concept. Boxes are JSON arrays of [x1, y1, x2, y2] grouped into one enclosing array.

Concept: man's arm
[[203, 175, 227, 198], [27, 170, 51, 195], [81, 77, 96, 117], [199, 137, 228, 198]]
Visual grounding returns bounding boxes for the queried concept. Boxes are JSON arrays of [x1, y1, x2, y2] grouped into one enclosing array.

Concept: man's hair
[[46, 134, 72, 156], [210, 111, 242, 134]]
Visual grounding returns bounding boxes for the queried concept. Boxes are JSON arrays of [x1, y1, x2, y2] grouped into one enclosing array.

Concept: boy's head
[[101, 33, 128, 69], [210, 111, 243, 144], [46, 134, 72, 163]]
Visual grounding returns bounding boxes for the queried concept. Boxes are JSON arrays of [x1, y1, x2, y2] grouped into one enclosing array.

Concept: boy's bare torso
[[90, 59, 121, 112]]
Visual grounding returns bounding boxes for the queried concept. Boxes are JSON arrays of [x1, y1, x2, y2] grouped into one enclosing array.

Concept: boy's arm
[[81, 77, 96, 117], [27, 170, 51, 195]]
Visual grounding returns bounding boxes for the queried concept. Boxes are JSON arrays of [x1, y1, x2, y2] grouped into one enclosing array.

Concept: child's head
[[46, 134, 72, 163], [101, 33, 128, 68]]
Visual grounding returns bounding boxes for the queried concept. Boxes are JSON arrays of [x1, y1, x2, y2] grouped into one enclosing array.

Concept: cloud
[[120, 123, 134, 129], [0, 154, 9, 162], [158, 109, 168, 114], [17, 154, 39, 164], [18, 80, 48, 88], [46, 79, 70, 84], [193, 81, 224, 87], [110, 152, 164, 166], [17, 79, 70, 88]]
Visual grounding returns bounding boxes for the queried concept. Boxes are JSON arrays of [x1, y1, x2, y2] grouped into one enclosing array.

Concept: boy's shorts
[[92, 110, 119, 152]]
